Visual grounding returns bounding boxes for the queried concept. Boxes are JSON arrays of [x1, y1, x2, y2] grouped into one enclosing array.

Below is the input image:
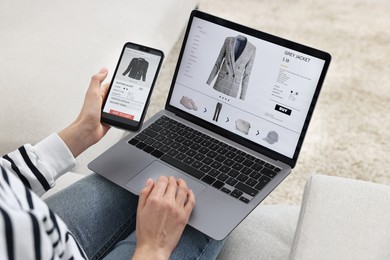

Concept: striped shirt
[[0, 133, 87, 259]]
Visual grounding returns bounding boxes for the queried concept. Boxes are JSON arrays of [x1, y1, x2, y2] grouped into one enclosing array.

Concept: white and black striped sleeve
[[0, 134, 87, 259], [1, 133, 76, 197]]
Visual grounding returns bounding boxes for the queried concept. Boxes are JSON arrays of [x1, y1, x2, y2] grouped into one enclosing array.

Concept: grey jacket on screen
[[206, 35, 256, 100]]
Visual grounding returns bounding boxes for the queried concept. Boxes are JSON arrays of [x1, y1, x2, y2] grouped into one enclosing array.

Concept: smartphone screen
[[101, 42, 164, 131]]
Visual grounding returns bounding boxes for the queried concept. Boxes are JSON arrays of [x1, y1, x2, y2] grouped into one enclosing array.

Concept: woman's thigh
[[104, 225, 225, 260], [45, 173, 139, 259]]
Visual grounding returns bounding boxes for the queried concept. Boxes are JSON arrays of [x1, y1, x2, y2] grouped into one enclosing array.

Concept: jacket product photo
[[122, 57, 149, 81], [207, 35, 256, 100]]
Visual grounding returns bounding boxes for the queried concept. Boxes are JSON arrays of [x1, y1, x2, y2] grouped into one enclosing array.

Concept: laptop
[[89, 10, 331, 240]]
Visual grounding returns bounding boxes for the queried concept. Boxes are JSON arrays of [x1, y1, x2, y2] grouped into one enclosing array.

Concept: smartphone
[[101, 42, 164, 131]]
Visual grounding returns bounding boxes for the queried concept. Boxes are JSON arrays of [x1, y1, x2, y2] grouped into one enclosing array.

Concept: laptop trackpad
[[125, 161, 206, 196]]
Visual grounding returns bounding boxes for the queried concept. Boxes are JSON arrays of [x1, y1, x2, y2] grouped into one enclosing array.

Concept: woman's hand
[[59, 68, 110, 157], [132, 176, 195, 260]]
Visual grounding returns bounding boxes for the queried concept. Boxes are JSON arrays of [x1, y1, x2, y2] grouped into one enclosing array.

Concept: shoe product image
[[180, 96, 198, 111]]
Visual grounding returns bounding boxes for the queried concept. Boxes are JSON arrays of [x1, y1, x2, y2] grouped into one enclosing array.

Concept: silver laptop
[[89, 10, 331, 240]]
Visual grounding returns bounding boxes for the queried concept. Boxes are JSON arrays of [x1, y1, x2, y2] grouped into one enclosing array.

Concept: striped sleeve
[[0, 164, 87, 259], [1, 133, 76, 196]]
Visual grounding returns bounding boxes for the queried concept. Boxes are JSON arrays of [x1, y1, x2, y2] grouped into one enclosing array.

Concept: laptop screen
[[168, 12, 330, 162]]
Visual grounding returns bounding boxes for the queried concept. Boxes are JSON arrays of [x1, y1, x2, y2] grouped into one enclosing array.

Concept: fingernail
[[145, 178, 153, 186], [99, 67, 108, 73]]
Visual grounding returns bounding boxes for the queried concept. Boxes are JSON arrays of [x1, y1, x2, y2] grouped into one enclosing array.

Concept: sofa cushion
[[290, 175, 390, 260], [218, 205, 300, 260]]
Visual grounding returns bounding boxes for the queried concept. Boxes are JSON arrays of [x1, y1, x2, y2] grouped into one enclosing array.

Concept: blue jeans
[[45, 174, 225, 260]]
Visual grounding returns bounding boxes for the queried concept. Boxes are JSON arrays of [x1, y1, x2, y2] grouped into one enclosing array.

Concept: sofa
[[218, 174, 390, 260], [3, 1, 390, 259]]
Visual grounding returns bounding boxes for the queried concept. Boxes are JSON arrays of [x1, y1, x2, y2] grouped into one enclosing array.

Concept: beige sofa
[[218, 174, 390, 260], [3, 2, 390, 259]]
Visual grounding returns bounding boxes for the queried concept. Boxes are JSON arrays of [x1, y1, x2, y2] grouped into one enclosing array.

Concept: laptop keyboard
[[128, 115, 281, 203]]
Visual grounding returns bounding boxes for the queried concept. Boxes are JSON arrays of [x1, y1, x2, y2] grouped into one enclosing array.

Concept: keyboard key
[[143, 146, 154, 154], [162, 138, 174, 145], [225, 151, 236, 159], [175, 153, 186, 161], [232, 163, 244, 171], [167, 132, 178, 139], [202, 157, 213, 165], [260, 168, 277, 178], [142, 128, 158, 138], [135, 133, 148, 141], [239, 197, 250, 203], [249, 171, 262, 180], [161, 155, 204, 179], [221, 187, 232, 194], [212, 180, 224, 189], [155, 118, 166, 125], [214, 155, 226, 162], [245, 178, 258, 187], [235, 182, 259, 197], [206, 151, 217, 158], [191, 160, 203, 169], [194, 153, 205, 161], [155, 135, 165, 142], [167, 149, 179, 157], [210, 161, 222, 169], [151, 150, 164, 158], [178, 145, 189, 153], [136, 142, 147, 149], [223, 158, 235, 167], [245, 154, 256, 161], [226, 177, 238, 186], [209, 169, 220, 177], [217, 147, 228, 155], [183, 157, 195, 165], [227, 169, 239, 178], [159, 145, 170, 153], [219, 165, 231, 174], [241, 167, 253, 176], [144, 138, 155, 145], [198, 147, 209, 154], [199, 165, 211, 173], [251, 163, 263, 171], [230, 189, 243, 198], [171, 142, 181, 149], [217, 173, 229, 182], [182, 140, 193, 146], [255, 176, 271, 190], [149, 123, 162, 132], [190, 143, 201, 150], [237, 174, 249, 182], [201, 175, 215, 185], [185, 149, 197, 157], [209, 143, 219, 150], [175, 136, 185, 143], [128, 138, 139, 146], [243, 159, 254, 167], [234, 155, 245, 163]]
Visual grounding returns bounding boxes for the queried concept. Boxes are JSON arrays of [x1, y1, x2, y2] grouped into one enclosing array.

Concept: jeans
[[45, 174, 225, 260]]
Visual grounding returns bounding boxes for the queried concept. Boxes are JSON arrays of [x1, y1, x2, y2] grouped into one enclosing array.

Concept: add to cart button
[[110, 109, 135, 120], [275, 105, 292, 116]]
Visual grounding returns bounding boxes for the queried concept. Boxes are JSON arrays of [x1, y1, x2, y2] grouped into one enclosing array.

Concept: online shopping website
[[169, 17, 326, 158], [103, 47, 161, 122]]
